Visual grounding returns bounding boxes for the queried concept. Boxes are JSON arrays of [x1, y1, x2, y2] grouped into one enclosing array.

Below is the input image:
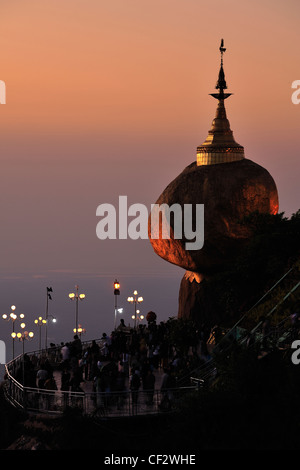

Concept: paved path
[[53, 365, 166, 394], [51, 366, 169, 417]]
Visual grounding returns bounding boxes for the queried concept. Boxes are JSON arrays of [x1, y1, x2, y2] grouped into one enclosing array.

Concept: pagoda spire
[[210, 38, 232, 100], [196, 39, 245, 166]]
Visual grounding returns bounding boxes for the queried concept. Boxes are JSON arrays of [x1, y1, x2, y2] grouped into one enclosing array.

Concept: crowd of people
[[55, 318, 208, 407], [5, 310, 300, 417], [5, 317, 213, 412]]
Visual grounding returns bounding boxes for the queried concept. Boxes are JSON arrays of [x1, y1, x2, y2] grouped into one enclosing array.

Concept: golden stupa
[[149, 39, 279, 280], [197, 40, 245, 166]]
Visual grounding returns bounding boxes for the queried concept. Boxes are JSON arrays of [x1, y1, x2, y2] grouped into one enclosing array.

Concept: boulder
[[148, 158, 278, 275]]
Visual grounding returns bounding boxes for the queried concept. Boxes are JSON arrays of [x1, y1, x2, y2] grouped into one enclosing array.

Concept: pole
[[114, 294, 117, 330], [45, 288, 49, 350], [12, 322, 15, 359], [113, 280, 120, 330], [39, 324, 41, 350], [75, 285, 79, 334], [22, 339, 25, 385]]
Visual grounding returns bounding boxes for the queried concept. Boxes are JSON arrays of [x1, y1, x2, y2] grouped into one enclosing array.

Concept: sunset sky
[[0, 0, 299, 357]]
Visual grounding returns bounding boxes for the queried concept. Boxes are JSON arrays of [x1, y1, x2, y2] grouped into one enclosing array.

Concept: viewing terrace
[[2, 337, 201, 419]]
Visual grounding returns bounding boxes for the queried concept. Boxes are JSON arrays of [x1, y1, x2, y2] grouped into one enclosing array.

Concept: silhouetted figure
[[130, 369, 141, 406], [144, 369, 155, 405], [36, 366, 48, 389], [70, 335, 82, 358]]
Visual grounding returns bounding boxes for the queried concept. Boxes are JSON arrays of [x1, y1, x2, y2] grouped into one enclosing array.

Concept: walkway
[[54, 365, 165, 393], [50, 365, 171, 417]]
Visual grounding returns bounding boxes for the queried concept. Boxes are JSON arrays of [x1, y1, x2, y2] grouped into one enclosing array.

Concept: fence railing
[[3, 350, 198, 418], [4, 380, 196, 418]]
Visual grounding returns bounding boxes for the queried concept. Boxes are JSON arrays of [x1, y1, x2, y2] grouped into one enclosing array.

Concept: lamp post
[[114, 280, 120, 330], [73, 324, 86, 339], [127, 290, 143, 329], [45, 286, 53, 350], [12, 328, 34, 385], [2, 305, 25, 359], [132, 309, 144, 326], [69, 285, 85, 335], [34, 316, 47, 350]]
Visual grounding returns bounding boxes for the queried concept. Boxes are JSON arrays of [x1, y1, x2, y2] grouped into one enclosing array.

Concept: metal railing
[[4, 380, 196, 418], [3, 350, 198, 418]]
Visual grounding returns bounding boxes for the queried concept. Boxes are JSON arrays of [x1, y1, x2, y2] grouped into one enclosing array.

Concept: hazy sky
[[0, 0, 299, 359]]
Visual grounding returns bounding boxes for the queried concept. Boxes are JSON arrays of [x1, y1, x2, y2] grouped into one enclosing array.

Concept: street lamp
[[45, 286, 53, 350], [12, 328, 34, 384], [136, 309, 145, 324], [131, 309, 145, 326], [69, 285, 85, 335], [127, 290, 143, 329], [34, 316, 47, 350], [73, 324, 86, 338], [114, 280, 120, 330], [2, 305, 25, 359]]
